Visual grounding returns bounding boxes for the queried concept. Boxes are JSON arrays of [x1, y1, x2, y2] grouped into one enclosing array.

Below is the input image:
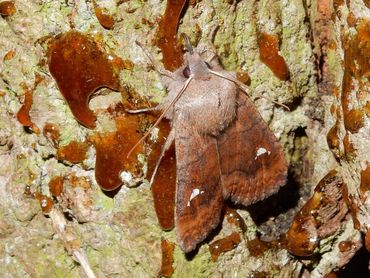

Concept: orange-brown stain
[[357, 90, 368, 101], [111, 90, 176, 228], [333, 0, 344, 11], [286, 209, 319, 256], [342, 132, 355, 160], [341, 20, 370, 134], [258, 32, 289, 81], [328, 40, 337, 50], [365, 101, 370, 117], [43, 123, 60, 147], [153, 0, 186, 71], [324, 272, 338, 278], [93, 0, 115, 29], [247, 237, 272, 258], [236, 70, 251, 85], [365, 229, 370, 253], [141, 17, 157, 28], [91, 115, 144, 191], [363, 0, 370, 9], [344, 109, 365, 133], [250, 271, 269, 278], [360, 165, 370, 198], [338, 240, 353, 252], [48, 31, 120, 128], [332, 86, 340, 98], [209, 232, 241, 261], [286, 170, 345, 256], [110, 56, 134, 71], [347, 12, 357, 27], [326, 119, 341, 158], [147, 119, 176, 230], [57, 140, 89, 164], [341, 184, 361, 230], [330, 104, 336, 115], [3, 49, 15, 61], [67, 172, 92, 190], [24, 185, 32, 196], [49, 176, 64, 197], [17, 89, 39, 133], [35, 192, 53, 214], [159, 239, 175, 277], [0, 1, 16, 16], [224, 206, 247, 233], [327, 86, 342, 159]]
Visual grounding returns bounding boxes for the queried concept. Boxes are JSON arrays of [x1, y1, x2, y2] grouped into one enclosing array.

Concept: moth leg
[[135, 40, 176, 80], [149, 128, 175, 185], [251, 86, 290, 110], [127, 76, 193, 158]]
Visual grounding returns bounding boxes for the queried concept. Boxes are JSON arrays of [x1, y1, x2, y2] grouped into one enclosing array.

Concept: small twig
[[125, 107, 158, 114], [73, 250, 97, 278], [49, 209, 97, 278]]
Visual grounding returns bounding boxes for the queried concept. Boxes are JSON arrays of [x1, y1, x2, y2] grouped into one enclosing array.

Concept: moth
[[129, 35, 288, 253]]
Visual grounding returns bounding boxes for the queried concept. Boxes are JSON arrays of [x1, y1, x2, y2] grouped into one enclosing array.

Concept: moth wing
[[175, 120, 223, 253], [218, 92, 288, 206]]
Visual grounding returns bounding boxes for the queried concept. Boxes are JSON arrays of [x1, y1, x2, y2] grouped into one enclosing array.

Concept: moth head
[[181, 33, 211, 79]]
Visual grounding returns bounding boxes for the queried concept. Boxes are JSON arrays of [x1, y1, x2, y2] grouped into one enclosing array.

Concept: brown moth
[[130, 36, 288, 253]]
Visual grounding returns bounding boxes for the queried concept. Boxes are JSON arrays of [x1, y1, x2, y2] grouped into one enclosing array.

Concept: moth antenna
[[135, 40, 175, 80], [209, 70, 289, 110], [181, 33, 193, 54], [126, 76, 193, 158]]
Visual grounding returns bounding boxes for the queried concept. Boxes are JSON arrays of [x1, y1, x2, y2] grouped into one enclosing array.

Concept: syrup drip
[[224, 206, 247, 233], [91, 115, 144, 191], [159, 239, 175, 277], [0, 1, 16, 16], [93, 0, 115, 29], [286, 171, 347, 256], [154, 0, 186, 71], [49, 176, 64, 197], [341, 20, 370, 134], [35, 192, 53, 214], [209, 232, 241, 261], [247, 238, 273, 258], [258, 33, 289, 81], [43, 123, 60, 147], [17, 89, 39, 133], [48, 31, 120, 128], [57, 140, 90, 164], [360, 165, 370, 198], [148, 119, 176, 230]]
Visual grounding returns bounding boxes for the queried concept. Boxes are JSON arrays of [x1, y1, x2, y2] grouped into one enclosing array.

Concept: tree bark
[[0, 0, 369, 277]]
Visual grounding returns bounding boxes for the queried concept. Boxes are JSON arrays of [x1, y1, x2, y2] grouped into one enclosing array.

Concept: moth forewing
[[136, 38, 288, 253]]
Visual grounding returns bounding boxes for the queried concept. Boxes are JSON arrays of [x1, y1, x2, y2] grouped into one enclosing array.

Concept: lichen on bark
[[0, 0, 369, 277]]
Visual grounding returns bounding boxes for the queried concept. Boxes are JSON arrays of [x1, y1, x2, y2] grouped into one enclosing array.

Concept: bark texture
[[0, 0, 369, 277]]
